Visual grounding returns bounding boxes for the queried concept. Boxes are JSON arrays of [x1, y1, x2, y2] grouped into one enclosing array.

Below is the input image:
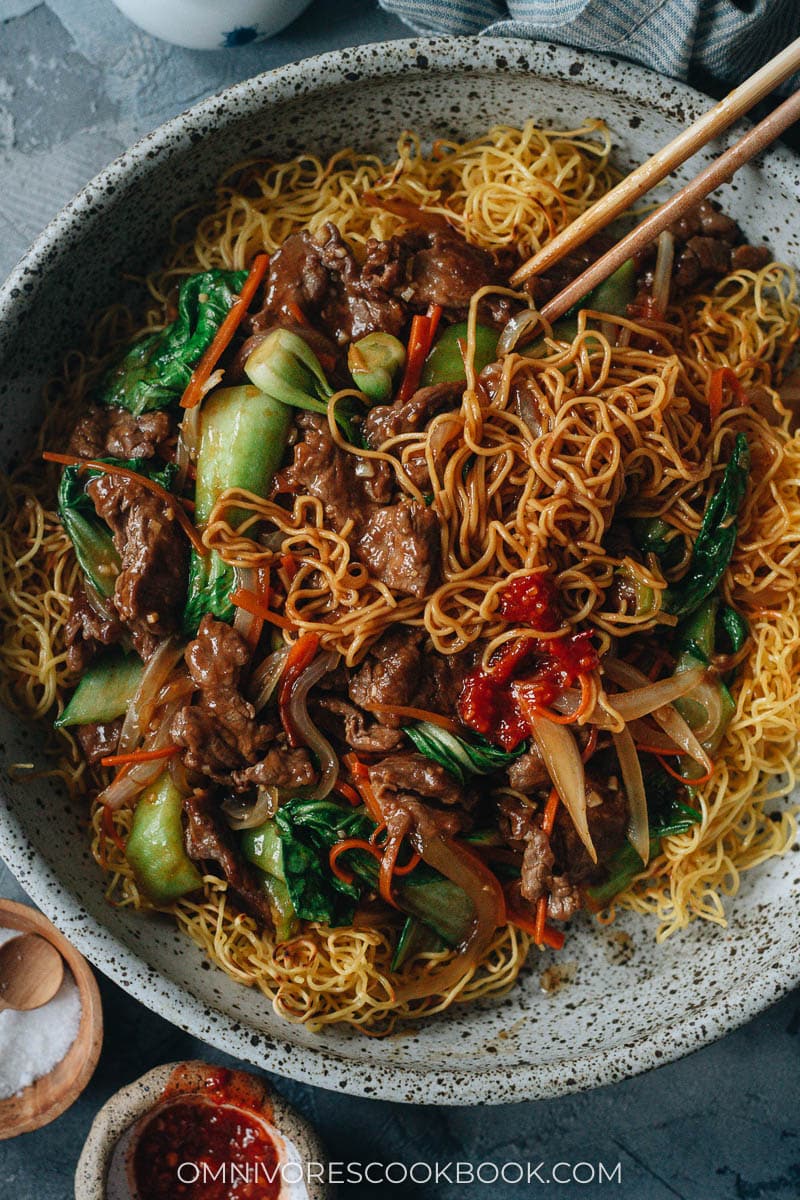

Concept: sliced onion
[[284, 650, 340, 801], [99, 697, 183, 810], [625, 718, 685, 753], [676, 673, 723, 748], [496, 308, 543, 357], [232, 566, 259, 644], [175, 404, 200, 495], [117, 636, 186, 757], [602, 660, 704, 721], [612, 726, 649, 864], [250, 643, 291, 713], [394, 834, 505, 1002], [222, 786, 278, 830], [551, 687, 618, 729], [651, 229, 675, 319], [517, 693, 596, 863], [603, 659, 711, 770]]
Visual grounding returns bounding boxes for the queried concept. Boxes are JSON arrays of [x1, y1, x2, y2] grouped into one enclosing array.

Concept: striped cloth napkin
[[378, 0, 800, 87]]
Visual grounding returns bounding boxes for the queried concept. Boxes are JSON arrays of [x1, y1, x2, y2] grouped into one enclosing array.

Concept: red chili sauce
[[133, 1096, 281, 1200], [458, 574, 598, 749]]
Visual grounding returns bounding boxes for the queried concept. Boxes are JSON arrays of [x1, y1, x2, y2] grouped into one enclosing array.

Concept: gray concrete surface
[[1, 3, 799, 1196]]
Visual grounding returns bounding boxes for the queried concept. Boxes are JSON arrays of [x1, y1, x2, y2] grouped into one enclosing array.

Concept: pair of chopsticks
[[510, 36, 800, 324]]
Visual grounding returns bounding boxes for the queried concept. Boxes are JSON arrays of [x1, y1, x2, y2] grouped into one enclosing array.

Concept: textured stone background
[[1, 3, 800, 1197]]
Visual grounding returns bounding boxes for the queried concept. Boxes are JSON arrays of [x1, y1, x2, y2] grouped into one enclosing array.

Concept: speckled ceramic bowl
[[1, 39, 798, 1105]]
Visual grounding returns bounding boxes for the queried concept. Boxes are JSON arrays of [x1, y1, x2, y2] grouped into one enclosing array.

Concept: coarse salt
[[0, 927, 82, 1099]]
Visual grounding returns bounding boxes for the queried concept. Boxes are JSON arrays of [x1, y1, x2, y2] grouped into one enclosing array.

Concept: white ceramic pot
[[1, 39, 799, 1105], [109, 0, 312, 49]]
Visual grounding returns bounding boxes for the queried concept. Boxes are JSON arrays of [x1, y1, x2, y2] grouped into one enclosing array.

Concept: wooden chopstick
[[537, 86, 800, 327], [510, 35, 800, 288]]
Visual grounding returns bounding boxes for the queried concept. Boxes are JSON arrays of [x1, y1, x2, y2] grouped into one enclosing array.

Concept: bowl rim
[[1, 35, 799, 1105]]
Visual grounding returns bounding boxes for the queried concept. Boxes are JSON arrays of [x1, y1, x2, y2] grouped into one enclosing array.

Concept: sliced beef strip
[[232, 744, 317, 792], [87, 474, 187, 660], [279, 413, 440, 598], [277, 411, 392, 529], [507, 746, 550, 792], [364, 380, 463, 449], [68, 406, 173, 461], [314, 696, 407, 754], [182, 789, 273, 927], [497, 795, 583, 922], [400, 228, 513, 323], [552, 775, 629, 885], [64, 585, 123, 673], [356, 500, 440, 601], [524, 233, 614, 309], [381, 795, 466, 842], [253, 221, 513, 345], [369, 752, 467, 809], [347, 627, 424, 724], [411, 646, 474, 717], [76, 718, 122, 766], [170, 616, 273, 781], [256, 224, 406, 344]]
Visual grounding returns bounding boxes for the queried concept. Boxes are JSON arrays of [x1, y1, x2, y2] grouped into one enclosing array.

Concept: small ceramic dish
[[76, 1060, 330, 1199], [109, 0, 313, 49], [0, 899, 103, 1139]]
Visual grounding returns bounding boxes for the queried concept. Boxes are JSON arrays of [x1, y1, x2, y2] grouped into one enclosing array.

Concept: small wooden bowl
[[0, 898, 103, 1138]]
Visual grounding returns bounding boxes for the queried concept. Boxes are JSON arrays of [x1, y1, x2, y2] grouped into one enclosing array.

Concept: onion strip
[[612, 725, 649, 864]]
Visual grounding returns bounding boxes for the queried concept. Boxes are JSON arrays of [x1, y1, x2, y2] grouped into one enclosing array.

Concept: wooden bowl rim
[[0, 898, 103, 1138]]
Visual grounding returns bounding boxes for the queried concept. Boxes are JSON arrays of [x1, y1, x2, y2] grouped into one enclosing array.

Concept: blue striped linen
[[378, 0, 800, 87]]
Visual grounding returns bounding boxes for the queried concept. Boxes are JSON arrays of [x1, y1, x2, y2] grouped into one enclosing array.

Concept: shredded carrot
[[396, 307, 442, 403], [342, 752, 384, 822], [100, 745, 179, 768], [369, 821, 387, 846], [505, 887, 565, 950], [533, 787, 561, 946], [392, 850, 422, 876], [102, 803, 126, 855], [517, 672, 594, 726], [653, 752, 716, 786], [333, 778, 362, 807], [364, 703, 460, 734], [180, 253, 269, 409], [286, 300, 311, 328], [42, 452, 207, 555], [581, 725, 599, 763], [426, 302, 443, 343], [230, 588, 295, 631], [280, 553, 298, 582], [329, 838, 383, 886], [707, 366, 746, 426], [277, 631, 321, 745]]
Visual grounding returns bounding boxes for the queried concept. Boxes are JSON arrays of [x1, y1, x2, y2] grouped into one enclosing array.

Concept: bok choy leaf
[[403, 721, 524, 785], [663, 433, 749, 618], [98, 270, 247, 415]]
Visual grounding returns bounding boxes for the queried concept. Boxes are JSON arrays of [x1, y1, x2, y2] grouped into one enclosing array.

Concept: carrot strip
[[392, 850, 422, 877], [286, 301, 311, 328], [653, 752, 716, 786], [396, 309, 441, 404], [42, 452, 206, 556], [278, 631, 321, 745], [102, 802, 127, 854], [534, 896, 548, 945], [364, 703, 460, 734], [505, 888, 565, 950], [707, 366, 746, 426], [280, 553, 298, 582], [100, 745, 179, 768], [342, 752, 383, 822], [230, 588, 295, 631], [333, 778, 362, 807], [329, 838, 383, 886], [426, 302, 443, 343], [180, 253, 269, 409]]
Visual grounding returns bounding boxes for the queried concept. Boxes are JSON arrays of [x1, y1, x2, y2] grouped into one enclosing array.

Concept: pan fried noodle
[[1, 121, 800, 1034]]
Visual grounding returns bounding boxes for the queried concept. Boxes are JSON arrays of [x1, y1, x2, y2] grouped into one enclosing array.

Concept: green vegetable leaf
[[274, 798, 373, 926], [663, 433, 749, 619], [98, 270, 247, 415], [58, 457, 177, 599], [630, 516, 684, 571], [403, 721, 524, 785]]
